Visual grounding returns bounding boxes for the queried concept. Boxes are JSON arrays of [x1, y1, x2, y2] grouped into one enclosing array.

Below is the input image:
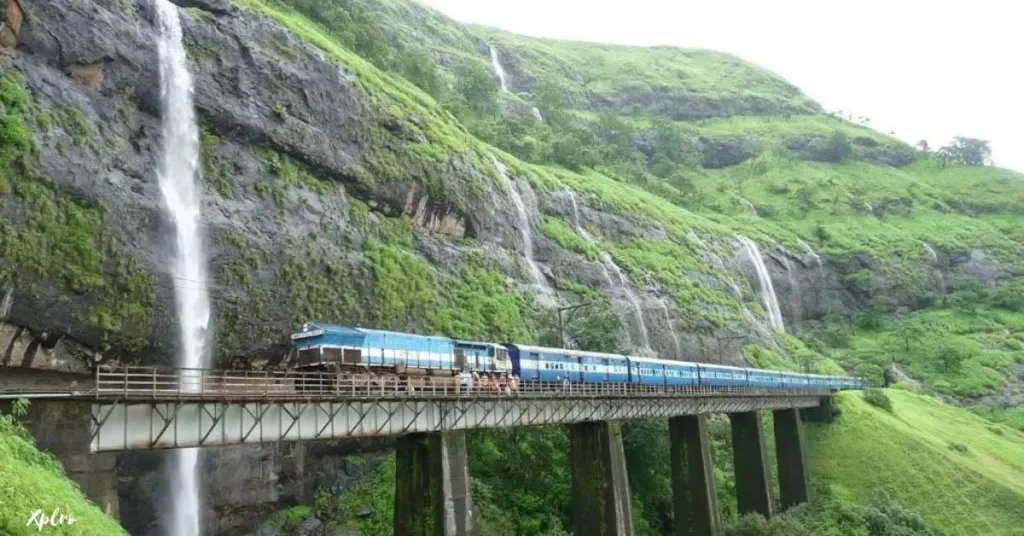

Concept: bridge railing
[[90, 367, 835, 401]]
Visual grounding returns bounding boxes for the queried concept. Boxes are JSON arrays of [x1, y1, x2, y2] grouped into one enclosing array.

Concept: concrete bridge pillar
[[728, 411, 774, 518], [772, 409, 810, 510], [393, 430, 475, 536], [800, 396, 835, 423], [18, 401, 119, 518], [669, 415, 720, 536], [569, 421, 634, 536]]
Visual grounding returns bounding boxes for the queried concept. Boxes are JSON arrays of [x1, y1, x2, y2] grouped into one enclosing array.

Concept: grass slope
[[806, 390, 1024, 535], [0, 416, 126, 536]]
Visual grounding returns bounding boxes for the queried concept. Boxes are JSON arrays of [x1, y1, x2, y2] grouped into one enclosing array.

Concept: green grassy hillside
[[806, 390, 1024, 535], [0, 408, 126, 536]]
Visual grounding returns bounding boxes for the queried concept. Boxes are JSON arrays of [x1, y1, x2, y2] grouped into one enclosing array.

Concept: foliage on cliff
[[0, 402, 127, 536], [233, 0, 1024, 372]]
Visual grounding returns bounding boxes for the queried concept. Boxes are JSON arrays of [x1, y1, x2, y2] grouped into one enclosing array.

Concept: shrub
[[863, 389, 893, 412], [946, 442, 968, 454]]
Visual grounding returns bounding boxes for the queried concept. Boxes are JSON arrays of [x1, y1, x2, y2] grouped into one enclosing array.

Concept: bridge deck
[[1, 367, 835, 452]]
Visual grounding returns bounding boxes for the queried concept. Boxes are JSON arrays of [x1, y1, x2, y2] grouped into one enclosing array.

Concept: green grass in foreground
[[806, 390, 1024, 536], [0, 411, 126, 536]]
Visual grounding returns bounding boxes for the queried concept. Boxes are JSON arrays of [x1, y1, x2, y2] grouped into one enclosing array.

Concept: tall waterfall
[[492, 157, 554, 304], [657, 299, 682, 358], [737, 236, 784, 332], [567, 190, 652, 354], [687, 231, 779, 349], [488, 45, 509, 92], [155, 1, 210, 534]]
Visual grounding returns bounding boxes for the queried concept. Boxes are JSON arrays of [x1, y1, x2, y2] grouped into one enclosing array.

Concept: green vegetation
[[235, 0, 1024, 389], [258, 148, 333, 194], [0, 72, 155, 351], [313, 455, 396, 535], [201, 129, 233, 198], [806, 390, 1024, 535], [723, 487, 944, 536], [0, 401, 128, 536], [862, 389, 893, 412], [539, 215, 600, 261], [52, 106, 93, 148], [115, 0, 137, 17], [970, 406, 1024, 433], [826, 297, 1024, 397]]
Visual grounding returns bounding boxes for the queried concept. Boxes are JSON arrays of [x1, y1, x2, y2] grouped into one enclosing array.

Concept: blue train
[[288, 322, 865, 391]]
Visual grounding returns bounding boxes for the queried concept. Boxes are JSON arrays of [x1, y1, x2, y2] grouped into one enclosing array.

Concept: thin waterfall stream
[[488, 45, 509, 92], [155, 0, 211, 534], [737, 236, 785, 332], [492, 157, 555, 305], [567, 189, 653, 354]]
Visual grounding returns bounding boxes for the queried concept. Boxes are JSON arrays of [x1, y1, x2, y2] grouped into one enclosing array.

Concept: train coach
[[289, 323, 865, 391]]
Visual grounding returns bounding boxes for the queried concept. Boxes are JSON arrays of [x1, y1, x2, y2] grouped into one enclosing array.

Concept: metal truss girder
[[89, 394, 824, 452]]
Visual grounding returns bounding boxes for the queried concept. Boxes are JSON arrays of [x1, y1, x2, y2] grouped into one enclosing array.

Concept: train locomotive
[[288, 322, 864, 391]]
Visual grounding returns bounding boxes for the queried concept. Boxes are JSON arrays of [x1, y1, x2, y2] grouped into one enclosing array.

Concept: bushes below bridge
[[0, 401, 127, 536]]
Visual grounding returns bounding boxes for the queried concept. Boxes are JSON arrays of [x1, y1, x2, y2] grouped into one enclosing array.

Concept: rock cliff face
[[2, 0, 1019, 533], [4, 0, 1008, 369], [0, 0, 819, 367]]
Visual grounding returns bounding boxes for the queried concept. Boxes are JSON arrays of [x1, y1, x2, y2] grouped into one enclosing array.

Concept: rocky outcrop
[[700, 135, 758, 169], [0, 321, 95, 372], [587, 86, 819, 122], [786, 133, 917, 167]]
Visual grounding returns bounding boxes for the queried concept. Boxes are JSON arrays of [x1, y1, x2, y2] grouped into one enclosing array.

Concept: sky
[[419, 0, 1024, 171]]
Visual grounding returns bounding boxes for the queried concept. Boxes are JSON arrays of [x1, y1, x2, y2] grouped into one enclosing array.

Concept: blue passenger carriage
[[663, 360, 699, 387], [628, 356, 667, 386], [507, 345, 630, 383], [508, 344, 577, 382], [747, 368, 783, 389], [696, 364, 749, 387], [627, 356, 699, 387]]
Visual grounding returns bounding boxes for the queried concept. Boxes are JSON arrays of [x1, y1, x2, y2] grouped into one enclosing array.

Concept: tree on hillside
[[937, 346, 967, 373], [937, 136, 991, 166], [537, 300, 625, 354], [916, 139, 931, 153], [824, 130, 852, 162], [893, 317, 925, 352], [452, 61, 499, 115]]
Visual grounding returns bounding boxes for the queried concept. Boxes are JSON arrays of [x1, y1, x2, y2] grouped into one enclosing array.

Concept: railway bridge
[[3, 366, 840, 536]]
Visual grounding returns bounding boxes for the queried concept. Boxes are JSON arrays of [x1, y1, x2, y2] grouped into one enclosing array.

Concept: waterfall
[[492, 157, 554, 304], [567, 190, 614, 288], [686, 231, 780, 350], [737, 236, 785, 332], [657, 299, 682, 358], [740, 198, 758, 217], [488, 45, 509, 92], [530, 106, 543, 122], [566, 190, 652, 354], [155, 1, 210, 535], [796, 238, 823, 270], [922, 242, 938, 263]]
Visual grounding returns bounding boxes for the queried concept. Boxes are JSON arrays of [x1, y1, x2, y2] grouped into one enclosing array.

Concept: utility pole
[[556, 301, 595, 349]]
